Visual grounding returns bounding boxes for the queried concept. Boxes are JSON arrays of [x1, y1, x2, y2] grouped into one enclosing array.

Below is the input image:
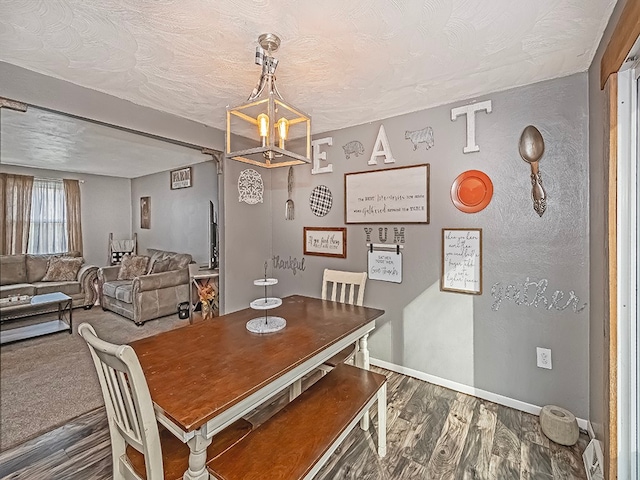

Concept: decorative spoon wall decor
[[518, 125, 547, 217], [285, 166, 294, 220]]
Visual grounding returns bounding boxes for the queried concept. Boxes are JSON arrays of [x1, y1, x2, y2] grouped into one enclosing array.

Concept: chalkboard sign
[[345, 164, 430, 224], [368, 250, 402, 283], [441, 228, 482, 294]]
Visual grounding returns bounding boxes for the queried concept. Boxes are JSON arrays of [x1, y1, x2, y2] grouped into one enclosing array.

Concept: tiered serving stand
[[246, 268, 286, 333]]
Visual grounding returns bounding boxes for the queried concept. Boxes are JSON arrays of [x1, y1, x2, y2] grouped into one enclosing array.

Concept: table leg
[[377, 382, 387, 457], [184, 432, 212, 480], [189, 279, 196, 324], [68, 299, 73, 334], [289, 379, 302, 401], [355, 334, 370, 430]]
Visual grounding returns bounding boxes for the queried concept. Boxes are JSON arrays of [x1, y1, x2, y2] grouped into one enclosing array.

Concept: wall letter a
[[368, 125, 395, 165]]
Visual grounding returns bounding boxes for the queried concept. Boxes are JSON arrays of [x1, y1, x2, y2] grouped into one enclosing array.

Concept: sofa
[[98, 248, 192, 325], [0, 252, 98, 320]]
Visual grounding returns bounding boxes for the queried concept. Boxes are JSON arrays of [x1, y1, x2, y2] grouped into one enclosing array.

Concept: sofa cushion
[[26, 252, 82, 283], [32, 281, 81, 297], [42, 257, 84, 282], [146, 249, 192, 272], [168, 253, 192, 271], [25, 254, 51, 283], [147, 248, 169, 260], [0, 255, 27, 285], [148, 257, 171, 274], [118, 255, 150, 281], [102, 280, 133, 304], [0, 283, 35, 298]]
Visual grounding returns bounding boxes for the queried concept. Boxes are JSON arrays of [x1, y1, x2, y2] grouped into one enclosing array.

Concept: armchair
[[98, 249, 192, 325]]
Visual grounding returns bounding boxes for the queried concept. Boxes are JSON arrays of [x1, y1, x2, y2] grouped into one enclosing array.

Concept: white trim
[[371, 358, 589, 431], [617, 59, 639, 480]]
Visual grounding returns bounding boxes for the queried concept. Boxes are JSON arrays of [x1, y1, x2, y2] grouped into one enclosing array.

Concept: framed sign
[[170, 166, 192, 189], [441, 228, 482, 294], [140, 196, 150, 229], [303, 227, 347, 258], [345, 164, 429, 224], [368, 249, 402, 283]]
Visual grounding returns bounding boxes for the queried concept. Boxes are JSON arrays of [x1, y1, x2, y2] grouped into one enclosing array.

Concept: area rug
[[0, 308, 188, 451]]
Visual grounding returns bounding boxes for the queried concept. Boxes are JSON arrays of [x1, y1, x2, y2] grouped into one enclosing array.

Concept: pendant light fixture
[[226, 34, 311, 168]]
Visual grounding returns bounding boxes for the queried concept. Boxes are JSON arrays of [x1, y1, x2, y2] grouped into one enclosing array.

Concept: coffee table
[[0, 292, 73, 345]]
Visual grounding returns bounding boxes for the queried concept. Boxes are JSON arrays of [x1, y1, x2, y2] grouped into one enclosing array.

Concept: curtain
[[0, 173, 34, 255], [63, 179, 83, 254], [28, 178, 67, 254]]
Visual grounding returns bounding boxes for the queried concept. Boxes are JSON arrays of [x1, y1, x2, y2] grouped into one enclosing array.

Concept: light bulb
[[276, 117, 289, 149], [257, 113, 269, 145]]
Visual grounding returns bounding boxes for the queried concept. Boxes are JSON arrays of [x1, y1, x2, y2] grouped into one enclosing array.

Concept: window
[[27, 178, 68, 254]]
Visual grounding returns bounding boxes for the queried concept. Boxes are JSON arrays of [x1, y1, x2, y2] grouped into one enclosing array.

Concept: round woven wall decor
[[309, 185, 333, 217]]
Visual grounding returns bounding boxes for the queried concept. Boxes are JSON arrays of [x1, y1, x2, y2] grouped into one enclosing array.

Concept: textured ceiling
[[0, 0, 617, 135], [1, 108, 207, 178]]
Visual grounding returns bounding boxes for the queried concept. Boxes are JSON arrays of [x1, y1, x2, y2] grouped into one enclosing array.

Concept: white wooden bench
[[207, 363, 387, 480]]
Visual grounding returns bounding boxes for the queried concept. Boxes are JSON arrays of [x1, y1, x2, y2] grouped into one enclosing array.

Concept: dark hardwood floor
[[0, 367, 589, 479]]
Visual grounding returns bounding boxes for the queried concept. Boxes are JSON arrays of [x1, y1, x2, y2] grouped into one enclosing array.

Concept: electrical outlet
[[536, 347, 552, 369]]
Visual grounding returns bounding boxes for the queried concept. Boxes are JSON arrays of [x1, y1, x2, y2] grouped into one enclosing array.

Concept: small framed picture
[[441, 228, 482, 294], [140, 196, 150, 229], [170, 166, 192, 190], [303, 227, 347, 258]]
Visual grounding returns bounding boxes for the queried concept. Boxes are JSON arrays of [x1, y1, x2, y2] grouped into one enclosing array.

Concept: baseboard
[[370, 357, 589, 431]]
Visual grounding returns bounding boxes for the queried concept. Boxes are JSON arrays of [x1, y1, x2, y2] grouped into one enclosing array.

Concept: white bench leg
[[289, 378, 302, 401], [377, 382, 387, 457], [355, 334, 370, 430]]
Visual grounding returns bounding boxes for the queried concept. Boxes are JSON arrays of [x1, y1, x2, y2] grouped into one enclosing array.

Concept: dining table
[[130, 294, 385, 480]]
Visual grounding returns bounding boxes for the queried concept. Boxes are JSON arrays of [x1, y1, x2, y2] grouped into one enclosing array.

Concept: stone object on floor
[[540, 404, 579, 446]]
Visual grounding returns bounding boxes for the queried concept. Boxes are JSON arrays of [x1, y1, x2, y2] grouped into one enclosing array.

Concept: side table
[[188, 264, 219, 323]]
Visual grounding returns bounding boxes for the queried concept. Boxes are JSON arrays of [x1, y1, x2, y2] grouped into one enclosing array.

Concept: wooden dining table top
[[130, 294, 385, 433]]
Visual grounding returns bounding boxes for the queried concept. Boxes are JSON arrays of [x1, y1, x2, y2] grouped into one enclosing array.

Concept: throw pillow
[[42, 257, 84, 282], [117, 255, 150, 281], [168, 253, 192, 271], [147, 256, 170, 274]]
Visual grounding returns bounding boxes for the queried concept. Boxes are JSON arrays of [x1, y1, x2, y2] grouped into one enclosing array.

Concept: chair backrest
[[79, 323, 163, 479], [321, 269, 367, 306]]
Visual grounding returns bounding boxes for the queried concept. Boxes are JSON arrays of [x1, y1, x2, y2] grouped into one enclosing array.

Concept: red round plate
[[450, 170, 493, 213]]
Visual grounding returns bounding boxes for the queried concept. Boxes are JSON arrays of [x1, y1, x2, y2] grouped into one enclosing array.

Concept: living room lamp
[[226, 33, 312, 168]]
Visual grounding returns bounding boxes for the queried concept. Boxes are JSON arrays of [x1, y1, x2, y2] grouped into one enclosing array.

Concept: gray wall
[[131, 160, 218, 265], [0, 164, 131, 267], [220, 156, 273, 314], [266, 73, 590, 418], [587, 0, 627, 446]]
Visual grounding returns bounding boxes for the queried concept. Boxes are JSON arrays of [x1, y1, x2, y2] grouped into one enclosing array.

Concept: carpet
[[0, 308, 188, 452]]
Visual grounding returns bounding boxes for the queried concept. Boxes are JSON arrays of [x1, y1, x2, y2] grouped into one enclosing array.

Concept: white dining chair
[[79, 323, 251, 480], [321, 268, 368, 307], [321, 269, 368, 367], [290, 269, 368, 401]]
